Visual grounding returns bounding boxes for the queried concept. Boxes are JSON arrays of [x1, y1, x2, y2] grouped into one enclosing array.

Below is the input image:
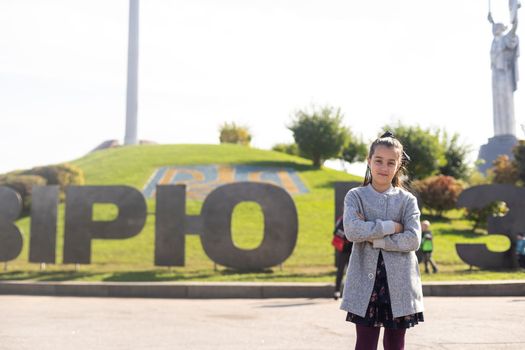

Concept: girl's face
[[367, 145, 401, 188]]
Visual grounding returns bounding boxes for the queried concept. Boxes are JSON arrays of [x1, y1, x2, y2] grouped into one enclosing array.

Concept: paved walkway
[[1, 296, 523, 349]]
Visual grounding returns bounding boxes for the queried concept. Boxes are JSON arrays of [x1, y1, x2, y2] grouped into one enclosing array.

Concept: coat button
[[368, 273, 374, 279]]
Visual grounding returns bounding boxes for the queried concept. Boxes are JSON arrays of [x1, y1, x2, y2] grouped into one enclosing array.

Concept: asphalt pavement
[[1, 296, 523, 349]]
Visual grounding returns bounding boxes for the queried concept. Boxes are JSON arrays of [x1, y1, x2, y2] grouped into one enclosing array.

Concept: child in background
[[420, 220, 438, 274], [333, 215, 353, 300]]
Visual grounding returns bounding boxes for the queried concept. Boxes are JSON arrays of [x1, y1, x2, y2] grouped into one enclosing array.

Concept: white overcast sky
[[1, 0, 523, 174]]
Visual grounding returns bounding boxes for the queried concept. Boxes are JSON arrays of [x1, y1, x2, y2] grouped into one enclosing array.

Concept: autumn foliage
[[413, 175, 464, 216]]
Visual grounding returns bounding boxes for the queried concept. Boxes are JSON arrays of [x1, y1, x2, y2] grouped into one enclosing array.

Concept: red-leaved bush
[[412, 175, 464, 216]]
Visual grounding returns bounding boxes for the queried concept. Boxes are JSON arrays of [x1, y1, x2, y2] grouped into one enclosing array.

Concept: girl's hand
[[394, 222, 404, 233], [356, 212, 374, 243]]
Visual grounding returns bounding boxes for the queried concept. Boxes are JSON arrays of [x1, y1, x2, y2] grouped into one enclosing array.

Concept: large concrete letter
[[63, 186, 147, 264], [334, 182, 362, 221], [456, 184, 525, 268], [200, 182, 298, 270], [155, 185, 189, 266], [0, 186, 23, 262], [29, 186, 59, 263]]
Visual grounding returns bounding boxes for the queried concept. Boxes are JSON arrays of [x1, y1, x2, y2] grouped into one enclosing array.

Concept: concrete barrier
[[0, 280, 523, 298]]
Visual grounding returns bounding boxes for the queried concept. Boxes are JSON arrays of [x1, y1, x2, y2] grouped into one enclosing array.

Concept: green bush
[[413, 175, 464, 217], [22, 163, 84, 189], [272, 143, 300, 156], [219, 122, 252, 146], [0, 174, 47, 216], [464, 201, 508, 231]]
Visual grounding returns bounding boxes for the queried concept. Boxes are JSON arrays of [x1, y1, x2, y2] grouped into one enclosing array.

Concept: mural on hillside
[[142, 165, 308, 200]]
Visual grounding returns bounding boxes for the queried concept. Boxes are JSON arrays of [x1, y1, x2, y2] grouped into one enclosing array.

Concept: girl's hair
[[363, 131, 410, 188]]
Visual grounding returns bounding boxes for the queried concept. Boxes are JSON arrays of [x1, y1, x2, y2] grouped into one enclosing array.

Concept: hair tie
[[379, 130, 411, 163], [380, 131, 394, 138]]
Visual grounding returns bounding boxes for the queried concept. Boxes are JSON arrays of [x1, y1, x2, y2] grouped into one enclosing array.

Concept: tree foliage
[[439, 131, 471, 180], [464, 201, 508, 231], [488, 155, 519, 184], [341, 133, 367, 164], [288, 106, 348, 168], [512, 140, 525, 185], [219, 122, 252, 146], [382, 123, 444, 180]]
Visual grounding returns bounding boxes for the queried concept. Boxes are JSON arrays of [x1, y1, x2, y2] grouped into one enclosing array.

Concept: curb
[[0, 280, 524, 298]]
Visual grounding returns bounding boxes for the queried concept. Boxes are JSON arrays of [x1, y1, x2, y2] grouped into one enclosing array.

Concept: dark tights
[[355, 324, 406, 350]]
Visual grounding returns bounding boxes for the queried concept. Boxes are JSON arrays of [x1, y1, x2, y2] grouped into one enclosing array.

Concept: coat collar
[[365, 183, 399, 196]]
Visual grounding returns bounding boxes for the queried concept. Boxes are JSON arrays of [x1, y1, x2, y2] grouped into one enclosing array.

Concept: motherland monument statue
[[478, 0, 521, 173]]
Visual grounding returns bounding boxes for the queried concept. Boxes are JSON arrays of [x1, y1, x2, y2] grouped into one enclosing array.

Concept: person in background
[[333, 214, 353, 300], [420, 220, 438, 274]]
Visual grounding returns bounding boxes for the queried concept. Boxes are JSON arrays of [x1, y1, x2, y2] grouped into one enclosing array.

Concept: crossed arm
[[343, 191, 421, 252]]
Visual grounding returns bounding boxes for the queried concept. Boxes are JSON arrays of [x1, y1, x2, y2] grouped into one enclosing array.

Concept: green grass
[[2, 144, 525, 282]]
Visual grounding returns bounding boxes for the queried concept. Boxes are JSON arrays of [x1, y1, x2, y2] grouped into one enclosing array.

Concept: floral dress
[[346, 251, 424, 329]]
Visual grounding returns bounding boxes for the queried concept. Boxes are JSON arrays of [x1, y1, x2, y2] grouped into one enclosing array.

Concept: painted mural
[[142, 165, 308, 200]]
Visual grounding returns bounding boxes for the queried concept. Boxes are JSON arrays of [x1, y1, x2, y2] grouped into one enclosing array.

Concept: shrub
[[0, 174, 47, 216], [22, 163, 84, 188], [219, 122, 252, 146], [464, 201, 508, 231], [21, 163, 85, 201], [272, 143, 300, 156], [412, 175, 464, 216]]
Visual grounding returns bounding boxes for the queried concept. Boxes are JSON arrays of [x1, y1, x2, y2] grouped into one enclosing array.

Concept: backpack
[[332, 216, 352, 252], [421, 231, 433, 252]]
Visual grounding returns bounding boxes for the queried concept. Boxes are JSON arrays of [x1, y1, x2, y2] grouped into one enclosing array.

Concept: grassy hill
[[3, 144, 525, 282]]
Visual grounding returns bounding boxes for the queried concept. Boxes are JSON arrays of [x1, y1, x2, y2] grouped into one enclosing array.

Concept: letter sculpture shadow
[[456, 184, 525, 269]]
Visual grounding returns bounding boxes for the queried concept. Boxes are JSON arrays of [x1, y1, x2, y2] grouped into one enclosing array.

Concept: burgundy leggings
[[355, 324, 406, 350]]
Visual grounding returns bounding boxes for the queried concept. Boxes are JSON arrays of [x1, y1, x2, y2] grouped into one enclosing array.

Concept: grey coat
[[339, 184, 424, 318]]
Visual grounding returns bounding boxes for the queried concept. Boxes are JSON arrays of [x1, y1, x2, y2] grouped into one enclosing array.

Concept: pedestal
[[477, 134, 518, 174]]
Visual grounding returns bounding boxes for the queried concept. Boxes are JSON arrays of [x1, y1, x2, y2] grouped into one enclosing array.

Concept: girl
[[340, 132, 424, 350]]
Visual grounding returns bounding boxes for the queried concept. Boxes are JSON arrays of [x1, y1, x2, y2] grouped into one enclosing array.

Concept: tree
[[512, 140, 525, 185], [288, 106, 348, 168], [341, 133, 367, 164], [488, 154, 519, 184], [439, 131, 471, 180], [382, 123, 444, 180], [219, 122, 252, 146]]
